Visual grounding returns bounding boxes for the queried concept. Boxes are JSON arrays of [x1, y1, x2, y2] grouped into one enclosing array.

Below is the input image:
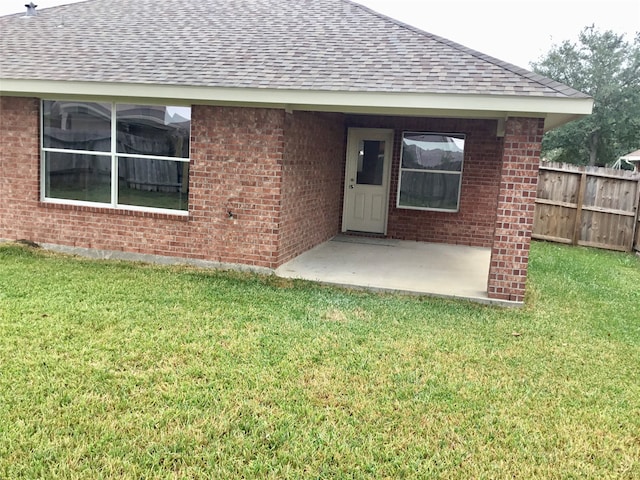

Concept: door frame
[[341, 128, 394, 234]]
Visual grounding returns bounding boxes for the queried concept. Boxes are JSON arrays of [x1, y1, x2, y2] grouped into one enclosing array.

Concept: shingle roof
[[621, 149, 640, 159], [0, 0, 588, 98]]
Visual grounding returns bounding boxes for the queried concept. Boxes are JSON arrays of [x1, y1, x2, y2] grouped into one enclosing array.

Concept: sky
[[1, 0, 638, 69]]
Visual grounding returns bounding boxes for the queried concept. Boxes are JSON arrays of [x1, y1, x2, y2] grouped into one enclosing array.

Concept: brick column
[[487, 117, 544, 303]]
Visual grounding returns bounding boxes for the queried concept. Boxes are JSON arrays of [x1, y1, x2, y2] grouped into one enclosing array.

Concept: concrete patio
[[275, 235, 505, 305]]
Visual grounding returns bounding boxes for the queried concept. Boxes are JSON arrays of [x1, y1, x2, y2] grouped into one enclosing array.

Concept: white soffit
[[0, 79, 593, 130]]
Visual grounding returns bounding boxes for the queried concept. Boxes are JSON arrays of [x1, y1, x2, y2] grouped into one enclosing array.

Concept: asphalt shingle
[[0, 0, 588, 98]]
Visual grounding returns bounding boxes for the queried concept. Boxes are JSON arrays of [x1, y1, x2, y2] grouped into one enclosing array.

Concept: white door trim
[[341, 128, 394, 234]]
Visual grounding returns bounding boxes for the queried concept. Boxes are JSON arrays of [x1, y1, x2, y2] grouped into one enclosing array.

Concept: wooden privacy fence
[[533, 162, 640, 252]]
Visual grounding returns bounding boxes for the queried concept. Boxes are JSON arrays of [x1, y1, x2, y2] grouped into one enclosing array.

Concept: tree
[[531, 27, 640, 166]]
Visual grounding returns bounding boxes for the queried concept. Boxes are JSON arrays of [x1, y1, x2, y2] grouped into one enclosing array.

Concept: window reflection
[[42, 101, 111, 152], [118, 157, 189, 211], [44, 151, 111, 203], [116, 104, 190, 158], [398, 132, 465, 211], [357, 140, 385, 185], [41, 100, 191, 212], [401, 134, 464, 172]]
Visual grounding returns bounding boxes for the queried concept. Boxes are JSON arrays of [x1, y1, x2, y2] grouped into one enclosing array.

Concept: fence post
[[572, 171, 587, 246], [633, 178, 640, 252]]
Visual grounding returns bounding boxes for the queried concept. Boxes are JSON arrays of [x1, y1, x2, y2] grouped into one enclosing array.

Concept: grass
[[0, 241, 638, 479]]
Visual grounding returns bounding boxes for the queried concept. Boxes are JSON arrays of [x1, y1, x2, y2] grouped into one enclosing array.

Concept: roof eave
[[0, 78, 593, 128]]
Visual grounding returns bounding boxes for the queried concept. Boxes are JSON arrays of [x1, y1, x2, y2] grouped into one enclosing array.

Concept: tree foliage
[[531, 26, 640, 166]]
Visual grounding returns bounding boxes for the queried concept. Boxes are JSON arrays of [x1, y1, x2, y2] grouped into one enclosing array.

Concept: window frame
[[396, 131, 465, 213], [40, 99, 191, 215]]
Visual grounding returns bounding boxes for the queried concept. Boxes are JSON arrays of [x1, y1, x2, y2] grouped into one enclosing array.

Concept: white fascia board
[[0, 78, 593, 124]]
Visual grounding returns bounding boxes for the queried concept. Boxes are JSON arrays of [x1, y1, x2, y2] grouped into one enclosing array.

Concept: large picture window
[[397, 132, 465, 212], [42, 101, 191, 213]]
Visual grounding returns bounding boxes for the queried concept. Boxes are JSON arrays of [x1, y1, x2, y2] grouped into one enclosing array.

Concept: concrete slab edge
[[288, 278, 523, 308], [1, 239, 274, 276], [1, 238, 522, 307]]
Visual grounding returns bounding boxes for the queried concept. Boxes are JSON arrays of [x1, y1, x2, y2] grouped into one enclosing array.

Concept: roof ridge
[[343, 0, 588, 98]]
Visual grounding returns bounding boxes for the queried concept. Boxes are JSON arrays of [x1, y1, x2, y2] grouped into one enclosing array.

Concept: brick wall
[[487, 117, 544, 302], [0, 97, 40, 238], [347, 115, 503, 247], [190, 106, 286, 267], [1, 96, 542, 300], [0, 98, 288, 269], [278, 111, 346, 264]]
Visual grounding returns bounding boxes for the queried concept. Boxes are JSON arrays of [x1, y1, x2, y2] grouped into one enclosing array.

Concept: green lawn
[[0, 241, 638, 479]]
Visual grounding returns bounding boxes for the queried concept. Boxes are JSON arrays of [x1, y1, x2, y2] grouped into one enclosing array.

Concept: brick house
[[0, 0, 592, 303]]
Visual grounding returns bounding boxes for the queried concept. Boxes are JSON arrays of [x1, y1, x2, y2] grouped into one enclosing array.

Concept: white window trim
[[40, 100, 190, 216], [396, 131, 465, 213]]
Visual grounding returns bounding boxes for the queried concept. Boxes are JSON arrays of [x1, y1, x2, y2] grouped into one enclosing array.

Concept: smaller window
[[397, 132, 465, 212]]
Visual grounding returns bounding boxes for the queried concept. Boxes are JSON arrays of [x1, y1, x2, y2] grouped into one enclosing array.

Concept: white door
[[342, 128, 393, 234]]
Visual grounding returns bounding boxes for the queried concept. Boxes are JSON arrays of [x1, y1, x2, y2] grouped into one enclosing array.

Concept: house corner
[[487, 117, 544, 303]]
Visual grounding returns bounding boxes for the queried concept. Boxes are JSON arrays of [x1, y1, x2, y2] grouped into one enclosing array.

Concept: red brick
[[1, 97, 543, 301], [0, 100, 287, 269], [487, 117, 544, 302]]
